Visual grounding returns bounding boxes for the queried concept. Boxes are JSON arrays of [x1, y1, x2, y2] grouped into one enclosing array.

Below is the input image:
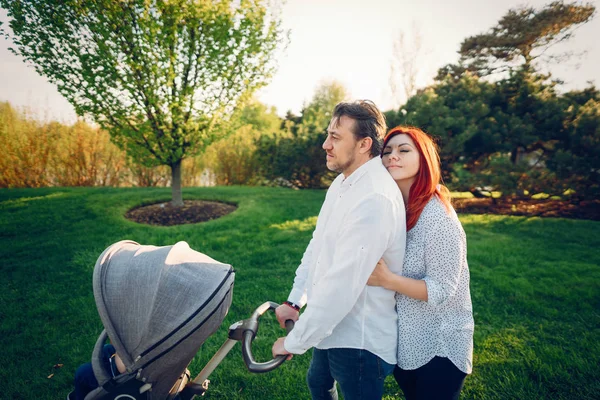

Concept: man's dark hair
[[332, 100, 386, 157]]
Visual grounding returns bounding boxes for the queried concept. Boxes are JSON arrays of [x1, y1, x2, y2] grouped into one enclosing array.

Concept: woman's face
[[382, 133, 420, 186]]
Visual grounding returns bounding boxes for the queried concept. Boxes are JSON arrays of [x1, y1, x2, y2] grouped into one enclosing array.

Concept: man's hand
[[275, 304, 299, 329], [272, 337, 293, 360], [367, 258, 392, 288]]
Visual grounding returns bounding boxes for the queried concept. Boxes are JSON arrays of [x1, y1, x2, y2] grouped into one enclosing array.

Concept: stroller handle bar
[[181, 302, 294, 399], [238, 301, 294, 373]]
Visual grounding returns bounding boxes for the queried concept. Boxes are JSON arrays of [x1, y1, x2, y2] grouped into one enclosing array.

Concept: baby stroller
[[84, 240, 292, 400]]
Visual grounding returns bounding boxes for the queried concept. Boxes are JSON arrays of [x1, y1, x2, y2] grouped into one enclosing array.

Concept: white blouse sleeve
[[422, 211, 466, 306]]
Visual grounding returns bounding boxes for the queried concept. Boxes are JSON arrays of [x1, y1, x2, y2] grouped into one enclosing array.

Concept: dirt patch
[[125, 200, 237, 226], [453, 197, 600, 221], [124, 197, 598, 226]]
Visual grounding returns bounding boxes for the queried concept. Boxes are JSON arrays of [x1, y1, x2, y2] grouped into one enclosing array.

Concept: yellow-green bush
[[1, 103, 60, 187], [199, 125, 263, 185], [50, 121, 126, 187], [0, 102, 208, 188]]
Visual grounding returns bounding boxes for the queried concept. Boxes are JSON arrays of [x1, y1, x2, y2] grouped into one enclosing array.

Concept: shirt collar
[[341, 156, 380, 188]]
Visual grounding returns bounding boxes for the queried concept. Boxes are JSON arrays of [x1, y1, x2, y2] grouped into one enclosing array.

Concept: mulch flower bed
[[125, 197, 599, 227], [453, 197, 600, 221], [125, 200, 237, 226]]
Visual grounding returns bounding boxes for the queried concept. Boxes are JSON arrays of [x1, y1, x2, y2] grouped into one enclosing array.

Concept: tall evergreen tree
[[458, 1, 595, 76]]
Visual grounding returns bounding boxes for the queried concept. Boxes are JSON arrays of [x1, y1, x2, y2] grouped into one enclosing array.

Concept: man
[[272, 100, 406, 400]]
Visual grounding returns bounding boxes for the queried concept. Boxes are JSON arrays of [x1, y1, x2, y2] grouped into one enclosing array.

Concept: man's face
[[322, 116, 361, 175]]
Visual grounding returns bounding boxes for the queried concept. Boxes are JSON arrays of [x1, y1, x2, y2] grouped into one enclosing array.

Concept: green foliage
[[256, 126, 335, 189], [1, 187, 599, 399], [298, 80, 349, 134], [547, 95, 600, 197], [233, 100, 282, 135], [201, 125, 263, 185], [255, 81, 348, 188], [395, 64, 600, 199], [0, 0, 285, 204], [193, 93, 335, 189], [383, 109, 402, 131], [398, 73, 498, 186], [415, 2, 598, 199], [198, 99, 281, 185]]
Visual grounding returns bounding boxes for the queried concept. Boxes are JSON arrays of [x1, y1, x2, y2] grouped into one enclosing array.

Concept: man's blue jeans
[[306, 347, 395, 400]]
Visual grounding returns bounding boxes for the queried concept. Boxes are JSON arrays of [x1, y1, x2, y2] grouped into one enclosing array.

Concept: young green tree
[[299, 80, 350, 134], [0, 0, 284, 205]]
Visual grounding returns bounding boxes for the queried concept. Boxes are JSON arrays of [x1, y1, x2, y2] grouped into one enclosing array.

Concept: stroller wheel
[[66, 391, 75, 400]]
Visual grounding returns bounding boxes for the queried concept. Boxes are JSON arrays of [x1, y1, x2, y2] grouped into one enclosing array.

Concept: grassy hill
[[1, 186, 598, 399]]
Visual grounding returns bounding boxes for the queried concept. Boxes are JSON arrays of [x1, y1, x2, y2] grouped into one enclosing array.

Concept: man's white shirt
[[284, 156, 406, 364]]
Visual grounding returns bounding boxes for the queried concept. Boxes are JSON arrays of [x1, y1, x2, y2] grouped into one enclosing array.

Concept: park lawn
[[0, 186, 598, 400]]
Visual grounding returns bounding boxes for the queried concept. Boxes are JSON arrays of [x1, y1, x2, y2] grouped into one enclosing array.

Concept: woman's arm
[[367, 259, 428, 301], [421, 214, 466, 306]]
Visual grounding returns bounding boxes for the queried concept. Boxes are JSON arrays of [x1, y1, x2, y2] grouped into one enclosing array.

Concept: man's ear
[[359, 137, 373, 154]]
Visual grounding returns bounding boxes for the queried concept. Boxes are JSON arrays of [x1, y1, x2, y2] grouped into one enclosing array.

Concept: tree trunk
[[170, 160, 184, 207], [510, 147, 519, 164], [470, 188, 488, 198]]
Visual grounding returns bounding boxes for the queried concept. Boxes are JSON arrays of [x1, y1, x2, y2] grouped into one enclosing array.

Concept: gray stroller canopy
[[91, 240, 234, 400]]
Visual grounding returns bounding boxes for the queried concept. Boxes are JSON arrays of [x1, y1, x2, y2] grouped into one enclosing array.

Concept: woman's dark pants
[[393, 356, 467, 400]]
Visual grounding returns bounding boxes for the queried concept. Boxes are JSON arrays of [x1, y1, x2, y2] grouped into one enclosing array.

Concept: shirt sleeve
[[287, 236, 314, 308], [287, 177, 341, 308], [284, 193, 399, 354], [422, 210, 467, 306]]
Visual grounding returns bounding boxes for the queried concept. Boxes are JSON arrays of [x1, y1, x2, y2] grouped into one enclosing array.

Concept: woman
[[368, 126, 474, 400]]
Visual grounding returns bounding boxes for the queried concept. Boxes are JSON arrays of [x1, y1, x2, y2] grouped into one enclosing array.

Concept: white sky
[[1, 0, 599, 122]]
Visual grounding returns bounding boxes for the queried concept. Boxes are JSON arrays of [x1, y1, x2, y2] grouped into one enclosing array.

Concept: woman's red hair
[[382, 126, 451, 231]]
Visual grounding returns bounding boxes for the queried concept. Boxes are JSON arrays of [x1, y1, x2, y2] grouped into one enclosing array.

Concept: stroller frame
[[179, 301, 294, 399]]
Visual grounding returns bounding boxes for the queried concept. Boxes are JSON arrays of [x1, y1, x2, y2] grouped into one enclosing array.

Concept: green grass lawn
[[1, 186, 599, 399]]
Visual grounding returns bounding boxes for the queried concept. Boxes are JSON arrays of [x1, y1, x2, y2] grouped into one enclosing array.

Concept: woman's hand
[[367, 258, 392, 288]]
